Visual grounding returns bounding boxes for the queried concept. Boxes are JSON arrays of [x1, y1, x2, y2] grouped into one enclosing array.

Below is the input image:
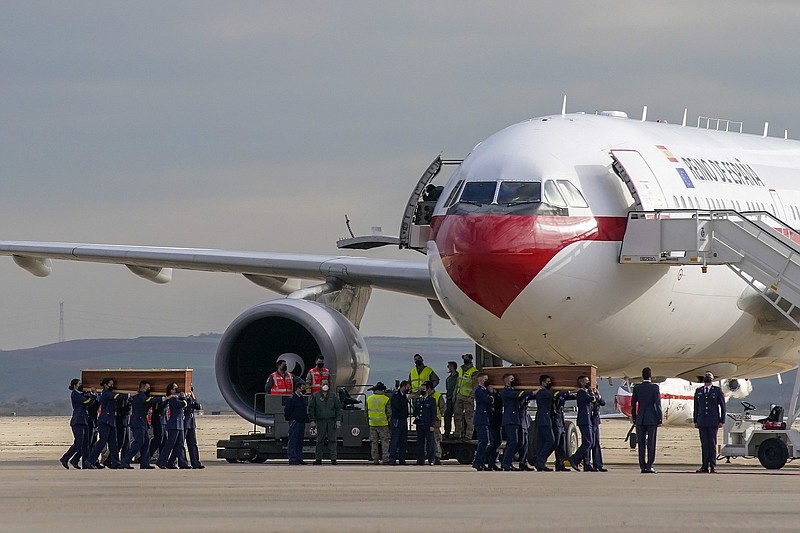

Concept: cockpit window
[[459, 181, 497, 205], [556, 180, 589, 208], [543, 180, 567, 207], [443, 180, 464, 208], [496, 181, 541, 205]]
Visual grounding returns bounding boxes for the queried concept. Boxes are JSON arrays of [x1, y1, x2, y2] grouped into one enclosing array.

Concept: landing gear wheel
[[758, 438, 788, 469], [566, 423, 579, 457], [454, 444, 475, 465]]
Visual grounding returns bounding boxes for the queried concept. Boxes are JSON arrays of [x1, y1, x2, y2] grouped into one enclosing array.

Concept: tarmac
[[2, 416, 800, 532]]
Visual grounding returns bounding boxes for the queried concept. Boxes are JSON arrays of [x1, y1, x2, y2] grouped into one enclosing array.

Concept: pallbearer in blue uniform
[[693, 371, 726, 473], [484, 386, 503, 471], [631, 367, 662, 474], [472, 372, 491, 471], [157, 382, 190, 469], [500, 373, 535, 471], [122, 380, 156, 469], [565, 375, 596, 472], [60, 378, 97, 469], [184, 385, 204, 469], [533, 374, 555, 471], [87, 377, 125, 469], [590, 386, 607, 471], [551, 388, 575, 471]]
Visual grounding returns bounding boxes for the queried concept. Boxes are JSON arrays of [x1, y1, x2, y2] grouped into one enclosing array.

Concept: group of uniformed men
[[60, 377, 204, 470]]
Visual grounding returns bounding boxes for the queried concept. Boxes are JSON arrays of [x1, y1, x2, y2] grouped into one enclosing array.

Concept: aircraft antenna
[[58, 301, 65, 343], [763, 122, 769, 138], [561, 95, 567, 117], [344, 215, 355, 239], [785, 129, 789, 140], [641, 105, 647, 122], [681, 108, 688, 127]]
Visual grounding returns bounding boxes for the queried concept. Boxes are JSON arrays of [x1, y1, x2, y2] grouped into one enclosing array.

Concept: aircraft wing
[[0, 241, 435, 299]]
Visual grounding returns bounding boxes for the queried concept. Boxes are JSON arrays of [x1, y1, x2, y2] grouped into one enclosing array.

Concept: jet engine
[[215, 298, 369, 425]]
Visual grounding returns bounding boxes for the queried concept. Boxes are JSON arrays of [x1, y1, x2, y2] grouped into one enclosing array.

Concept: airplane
[[3, 102, 800, 425], [614, 377, 753, 427]]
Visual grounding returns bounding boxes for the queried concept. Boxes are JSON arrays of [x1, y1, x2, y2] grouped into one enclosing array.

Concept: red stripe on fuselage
[[430, 214, 627, 318]]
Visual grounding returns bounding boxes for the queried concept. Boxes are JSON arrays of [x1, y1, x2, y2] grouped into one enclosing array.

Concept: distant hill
[[0, 334, 795, 418]]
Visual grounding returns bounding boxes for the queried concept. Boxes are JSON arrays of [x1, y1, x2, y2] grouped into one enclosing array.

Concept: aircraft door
[[610, 150, 668, 211]]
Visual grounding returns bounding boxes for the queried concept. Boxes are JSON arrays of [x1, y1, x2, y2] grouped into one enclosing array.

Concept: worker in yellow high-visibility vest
[[430, 381, 447, 464], [365, 381, 392, 464], [454, 353, 478, 440], [409, 354, 439, 397]]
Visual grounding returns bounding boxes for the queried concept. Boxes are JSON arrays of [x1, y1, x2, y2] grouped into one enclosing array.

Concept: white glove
[[335, 421, 342, 429]]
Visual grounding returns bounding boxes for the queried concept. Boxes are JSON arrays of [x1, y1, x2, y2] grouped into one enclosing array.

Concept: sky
[[1, 2, 800, 349]]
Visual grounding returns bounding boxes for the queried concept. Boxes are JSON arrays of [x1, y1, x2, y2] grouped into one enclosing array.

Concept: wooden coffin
[[482, 364, 597, 391], [81, 369, 193, 395]]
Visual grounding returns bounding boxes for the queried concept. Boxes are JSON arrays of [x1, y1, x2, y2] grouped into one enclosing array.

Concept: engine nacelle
[[215, 298, 370, 426]]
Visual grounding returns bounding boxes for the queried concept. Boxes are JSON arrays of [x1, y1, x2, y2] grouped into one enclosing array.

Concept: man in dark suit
[[533, 374, 555, 471], [414, 381, 437, 466], [284, 381, 309, 465], [551, 388, 575, 471], [693, 371, 726, 473], [472, 372, 492, 471], [87, 377, 125, 469], [183, 385, 204, 469], [631, 367, 662, 473], [388, 380, 410, 465], [500, 373, 536, 471], [157, 383, 190, 469], [590, 387, 607, 471], [566, 375, 596, 472]]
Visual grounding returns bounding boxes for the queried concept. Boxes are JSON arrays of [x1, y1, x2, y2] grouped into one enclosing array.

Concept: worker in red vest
[[265, 359, 294, 395], [306, 355, 331, 395]]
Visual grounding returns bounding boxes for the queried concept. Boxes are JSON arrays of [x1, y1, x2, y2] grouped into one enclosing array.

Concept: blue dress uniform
[[500, 386, 535, 470], [283, 390, 309, 465], [590, 389, 606, 470], [87, 389, 125, 468], [122, 391, 156, 468], [61, 389, 96, 468], [631, 381, 662, 472], [485, 389, 503, 469], [551, 390, 575, 470], [388, 389, 410, 464], [183, 396, 203, 468], [414, 394, 437, 465], [534, 387, 555, 469], [568, 387, 596, 471], [157, 396, 190, 469], [693, 384, 726, 472], [472, 384, 492, 470], [148, 396, 166, 459]]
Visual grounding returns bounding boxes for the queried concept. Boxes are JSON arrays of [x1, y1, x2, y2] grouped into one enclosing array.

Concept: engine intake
[[215, 298, 369, 425]]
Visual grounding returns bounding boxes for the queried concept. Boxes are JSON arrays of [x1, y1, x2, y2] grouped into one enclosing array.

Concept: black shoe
[[107, 464, 123, 470], [487, 464, 502, 471], [646, 468, 657, 474], [502, 465, 520, 471], [120, 462, 134, 470], [69, 461, 81, 469], [709, 467, 716, 473], [472, 463, 484, 471], [178, 465, 192, 469], [583, 467, 597, 472], [59, 458, 69, 469], [331, 460, 338, 465], [313, 459, 322, 465], [157, 465, 167, 469], [374, 460, 381, 465], [595, 467, 608, 472], [434, 458, 442, 465], [193, 465, 205, 469], [141, 465, 156, 469], [564, 459, 580, 472], [555, 467, 570, 472], [696, 468, 709, 473], [534, 464, 553, 472], [93, 463, 105, 470], [519, 463, 534, 471]]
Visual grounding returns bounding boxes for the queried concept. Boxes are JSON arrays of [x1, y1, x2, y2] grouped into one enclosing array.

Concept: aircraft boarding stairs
[[619, 209, 800, 329]]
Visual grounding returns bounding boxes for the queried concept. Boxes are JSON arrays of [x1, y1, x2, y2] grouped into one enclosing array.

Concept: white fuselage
[[426, 113, 800, 379]]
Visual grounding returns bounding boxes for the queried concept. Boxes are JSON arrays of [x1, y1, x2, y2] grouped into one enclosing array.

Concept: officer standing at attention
[[122, 380, 156, 469], [484, 385, 504, 471], [388, 380, 411, 465], [533, 374, 555, 471], [284, 381, 310, 465], [409, 354, 439, 398], [366, 382, 392, 465], [308, 378, 342, 465], [305, 355, 331, 395], [631, 367, 662, 474], [454, 353, 478, 440], [590, 386, 607, 472], [60, 378, 96, 469], [429, 381, 447, 464], [87, 377, 125, 469], [472, 372, 492, 471], [414, 381, 437, 466], [565, 375, 596, 472], [551, 388, 576, 471], [444, 361, 458, 437], [157, 383, 190, 469], [693, 371, 726, 473], [183, 385, 204, 469], [265, 359, 294, 395], [500, 373, 535, 471]]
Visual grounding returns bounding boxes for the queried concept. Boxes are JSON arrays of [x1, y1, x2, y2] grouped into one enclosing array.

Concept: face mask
[[420, 391, 427, 396], [322, 385, 329, 392], [415, 360, 423, 367], [544, 383, 552, 389], [584, 383, 590, 389], [77, 385, 84, 392], [108, 385, 115, 391], [704, 378, 712, 384], [279, 365, 287, 372], [317, 362, 324, 368]]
